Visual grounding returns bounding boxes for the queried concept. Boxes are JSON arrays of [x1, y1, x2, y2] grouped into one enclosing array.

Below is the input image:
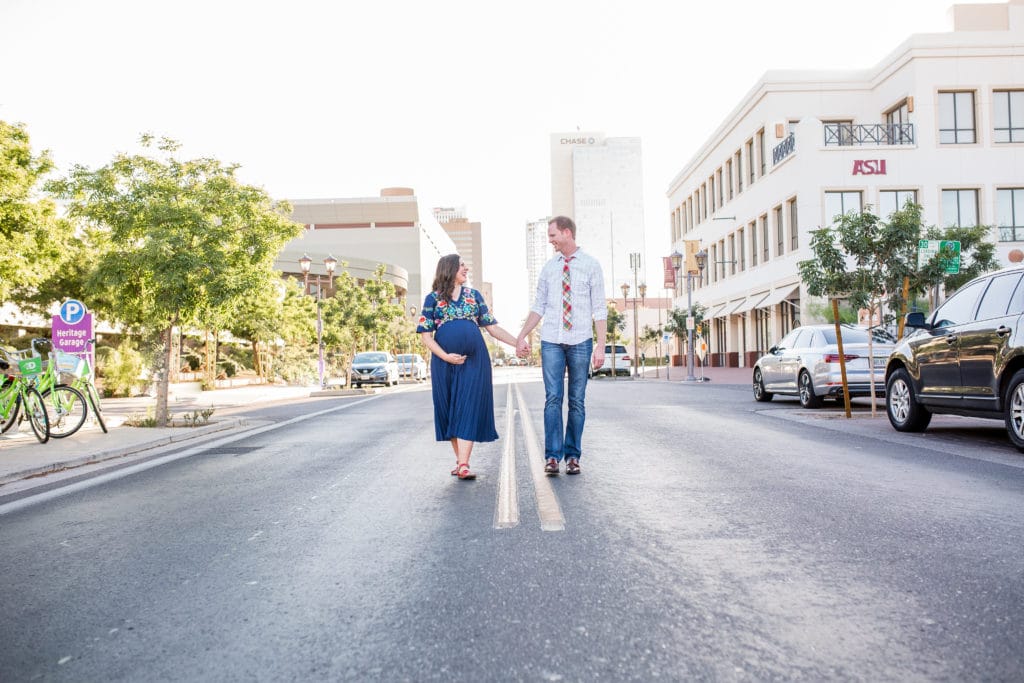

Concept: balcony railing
[[772, 133, 795, 165], [823, 122, 915, 146]]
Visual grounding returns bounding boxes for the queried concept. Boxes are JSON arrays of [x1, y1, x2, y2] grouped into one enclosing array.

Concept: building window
[[886, 100, 909, 127], [774, 205, 784, 256], [728, 233, 736, 275], [725, 160, 733, 200], [997, 188, 1024, 241], [737, 228, 746, 271], [885, 100, 913, 144], [746, 139, 755, 184], [942, 189, 979, 227], [758, 129, 766, 176], [718, 239, 726, 280], [735, 151, 743, 193], [760, 214, 769, 262], [823, 119, 854, 146], [994, 90, 1024, 143], [710, 243, 718, 283], [749, 221, 758, 267], [701, 184, 707, 221], [716, 168, 724, 207], [788, 198, 799, 251], [879, 189, 917, 217], [824, 191, 862, 224], [938, 91, 976, 144]]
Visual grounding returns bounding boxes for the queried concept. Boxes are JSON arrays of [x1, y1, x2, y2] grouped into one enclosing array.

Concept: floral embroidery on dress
[[416, 287, 496, 334]]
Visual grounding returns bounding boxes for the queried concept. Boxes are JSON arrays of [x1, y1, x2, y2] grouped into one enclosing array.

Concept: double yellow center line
[[493, 378, 565, 531]]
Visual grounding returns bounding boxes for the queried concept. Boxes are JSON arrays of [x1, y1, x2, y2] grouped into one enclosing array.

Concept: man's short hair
[[549, 215, 576, 238]]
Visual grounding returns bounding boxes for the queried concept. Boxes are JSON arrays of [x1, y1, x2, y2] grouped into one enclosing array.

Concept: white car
[[349, 351, 400, 388], [590, 344, 631, 377], [397, 353, 428, 381]]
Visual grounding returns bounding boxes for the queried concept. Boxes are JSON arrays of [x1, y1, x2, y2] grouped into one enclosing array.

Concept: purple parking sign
[[51, 299, 94, 367]]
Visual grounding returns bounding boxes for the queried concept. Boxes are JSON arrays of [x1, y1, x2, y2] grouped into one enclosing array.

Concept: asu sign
[[852, 159, 887, 175]]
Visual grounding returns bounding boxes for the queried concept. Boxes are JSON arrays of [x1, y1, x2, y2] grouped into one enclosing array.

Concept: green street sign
[[918, 239, 961, 273]]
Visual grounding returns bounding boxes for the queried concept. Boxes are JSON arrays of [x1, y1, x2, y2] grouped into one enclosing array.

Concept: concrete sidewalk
[[637, 364, 751, 385], [0, 382, 358, 493]]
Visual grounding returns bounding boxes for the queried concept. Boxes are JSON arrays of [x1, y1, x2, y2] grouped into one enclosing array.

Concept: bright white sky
[[0, 0, 989, 324]]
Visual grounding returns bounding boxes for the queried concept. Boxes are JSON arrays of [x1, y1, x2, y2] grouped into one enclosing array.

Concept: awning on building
[[726, 298, 747, 315], [732, 291, 771, 314], [708, 302, 729, 318], [758, 283, 800, 308]]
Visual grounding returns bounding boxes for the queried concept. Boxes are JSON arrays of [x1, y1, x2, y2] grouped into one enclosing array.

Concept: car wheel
[[886, 368, 932, 432], [753, 368, 773, 402], [354, 383, 361, 388], [798, 370, 823, 408], [1004, 369, 1024, 451]]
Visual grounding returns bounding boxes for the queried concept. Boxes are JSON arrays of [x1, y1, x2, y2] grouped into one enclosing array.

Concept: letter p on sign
[[59, 299, 87, 325]]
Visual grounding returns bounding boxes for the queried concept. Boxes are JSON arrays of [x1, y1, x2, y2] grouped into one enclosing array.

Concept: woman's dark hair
[[432, 254, 462, 297]]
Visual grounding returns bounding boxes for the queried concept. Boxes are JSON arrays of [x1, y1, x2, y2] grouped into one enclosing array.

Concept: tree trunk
[[154, 323, 173, 427]]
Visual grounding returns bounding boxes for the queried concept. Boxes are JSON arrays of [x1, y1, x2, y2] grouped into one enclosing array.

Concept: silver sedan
[[752, 324, 895, 408]]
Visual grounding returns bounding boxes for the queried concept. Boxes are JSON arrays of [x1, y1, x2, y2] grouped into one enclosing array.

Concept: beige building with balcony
[[667, 0, 1024, 368]]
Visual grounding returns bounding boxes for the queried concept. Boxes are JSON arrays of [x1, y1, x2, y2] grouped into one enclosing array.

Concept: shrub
[[97, 345, 145, 397]]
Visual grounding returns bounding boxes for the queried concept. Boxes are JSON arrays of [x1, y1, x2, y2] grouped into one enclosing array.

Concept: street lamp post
[[608, 299, 618, 380], [638, 282, 647, 378], [672, 249, 707, 382], [621, 283, 632, 378], [299, 253, 337, 389]]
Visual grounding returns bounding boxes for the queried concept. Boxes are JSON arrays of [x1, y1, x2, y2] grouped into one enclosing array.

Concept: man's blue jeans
[[540, 339, 592, 461]]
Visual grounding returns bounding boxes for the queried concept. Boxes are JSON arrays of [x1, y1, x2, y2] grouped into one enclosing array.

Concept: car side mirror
[[904, 312, 929, 330], [769, 345, 779, 355]]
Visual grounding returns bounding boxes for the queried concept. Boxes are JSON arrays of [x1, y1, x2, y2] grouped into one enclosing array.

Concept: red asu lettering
[[852, 159, 887, 175]]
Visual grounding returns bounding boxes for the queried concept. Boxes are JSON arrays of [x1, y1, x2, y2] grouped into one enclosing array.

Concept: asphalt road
[[2, 368, 1023, 681]]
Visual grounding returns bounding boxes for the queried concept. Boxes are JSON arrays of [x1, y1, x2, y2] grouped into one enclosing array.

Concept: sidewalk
[[637, 364, 751, 385], [0, 382, 355, 493]]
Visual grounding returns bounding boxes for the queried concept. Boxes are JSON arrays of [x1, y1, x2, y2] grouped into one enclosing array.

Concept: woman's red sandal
[[456, 463, 476, 480]]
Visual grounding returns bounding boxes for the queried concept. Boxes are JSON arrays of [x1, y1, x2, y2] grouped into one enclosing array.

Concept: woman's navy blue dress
[[417, 287, 499, 443]]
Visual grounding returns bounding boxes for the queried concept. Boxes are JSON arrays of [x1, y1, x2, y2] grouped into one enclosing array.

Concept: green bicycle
[[53, 340, 106, 434], [29, 339, 89, 438], [0, 358, 50, 443]]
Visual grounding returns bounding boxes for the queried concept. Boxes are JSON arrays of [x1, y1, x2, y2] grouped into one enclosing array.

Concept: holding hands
[[516, 338, 530, 358]]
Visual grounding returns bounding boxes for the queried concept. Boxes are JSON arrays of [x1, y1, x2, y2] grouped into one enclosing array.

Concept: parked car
[[396, 353, 428, 381], [885, 264, 1024, 450], [349, 351, 399, 388], [590, 344, 631, 377], [752, 324, 895, 408]]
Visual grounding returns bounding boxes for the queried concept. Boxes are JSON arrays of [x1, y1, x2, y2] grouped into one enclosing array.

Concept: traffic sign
[[662, 333, 670, 343], [59, 299, 87, 325], [918, 239, 961, 273]]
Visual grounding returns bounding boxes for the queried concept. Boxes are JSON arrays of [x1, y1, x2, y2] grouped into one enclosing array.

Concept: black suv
[[885, 264, 1024, 450]]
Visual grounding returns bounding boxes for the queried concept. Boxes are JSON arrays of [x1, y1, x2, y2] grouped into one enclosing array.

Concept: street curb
[[0, 417, 249, 486]]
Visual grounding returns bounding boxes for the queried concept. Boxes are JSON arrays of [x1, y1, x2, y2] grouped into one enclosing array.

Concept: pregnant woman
[[417, 254, 518, 480]]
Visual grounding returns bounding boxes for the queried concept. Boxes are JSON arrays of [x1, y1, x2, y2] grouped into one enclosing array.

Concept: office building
[[279, 187, 456, 313], [666, 0, 1024, 368], [551, 132, 647, 297]]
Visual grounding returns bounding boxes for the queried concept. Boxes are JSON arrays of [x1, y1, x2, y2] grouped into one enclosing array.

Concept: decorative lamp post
[[670, 251, 689, 381], [694, 249, 707, 375], [638, 282, 647, 377], [608, 298, 618, 379], [621, 283, 632, 377], [299, 253, 337, 389]]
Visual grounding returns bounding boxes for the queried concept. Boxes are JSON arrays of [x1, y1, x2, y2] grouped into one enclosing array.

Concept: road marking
[[494, 381, 519, 529], [514, 382, 565, 532]]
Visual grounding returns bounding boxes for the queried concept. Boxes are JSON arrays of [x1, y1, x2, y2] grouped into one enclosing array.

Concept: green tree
[[664, 304, 707, 362], [798, 204, 922, 415], [351, 265, 405, 351], [47, 135, 302, 425], [0, 121, 73, 302]]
